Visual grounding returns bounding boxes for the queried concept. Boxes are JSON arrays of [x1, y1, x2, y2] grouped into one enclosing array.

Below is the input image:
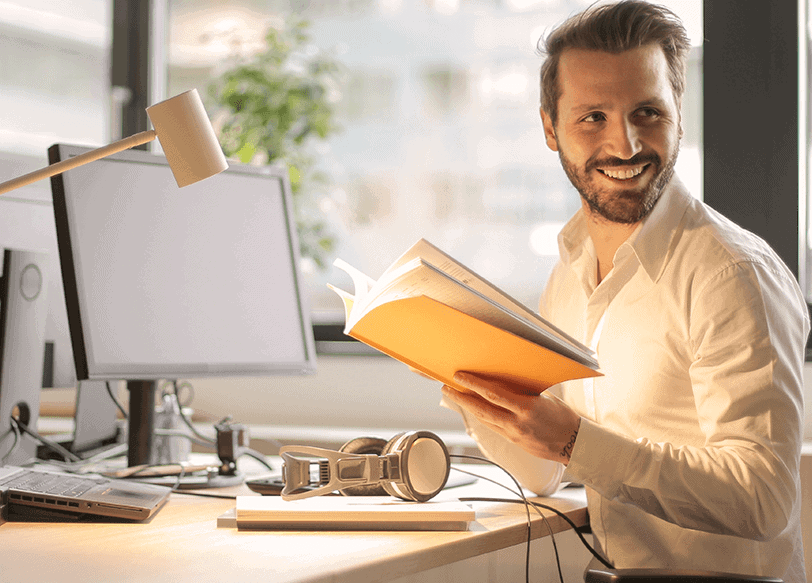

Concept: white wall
[[185, 359, 812, 437], [186, 355, 461, 432]]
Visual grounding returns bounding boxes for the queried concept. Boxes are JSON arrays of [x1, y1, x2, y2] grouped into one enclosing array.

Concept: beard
[[558, 144, 679, 225]]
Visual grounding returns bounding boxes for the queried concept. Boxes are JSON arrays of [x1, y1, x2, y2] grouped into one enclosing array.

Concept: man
[[440, 2, 810, 581]]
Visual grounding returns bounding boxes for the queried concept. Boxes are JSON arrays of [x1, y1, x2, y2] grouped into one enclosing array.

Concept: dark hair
[[539, 0, 691, 124]]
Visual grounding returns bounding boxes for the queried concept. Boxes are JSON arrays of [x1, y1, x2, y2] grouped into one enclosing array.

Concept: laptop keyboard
[[0, 469, 103, 498]]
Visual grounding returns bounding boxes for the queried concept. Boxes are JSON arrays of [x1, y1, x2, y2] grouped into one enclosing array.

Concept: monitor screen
[[50, 144, 316, 381]]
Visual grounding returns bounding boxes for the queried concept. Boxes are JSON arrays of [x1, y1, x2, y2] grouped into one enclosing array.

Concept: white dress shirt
[[451, 177, 809, 582]]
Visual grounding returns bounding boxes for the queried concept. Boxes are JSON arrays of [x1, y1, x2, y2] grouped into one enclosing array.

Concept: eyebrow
[[569, 97, 672, 114], [634, 97, 671, 110]]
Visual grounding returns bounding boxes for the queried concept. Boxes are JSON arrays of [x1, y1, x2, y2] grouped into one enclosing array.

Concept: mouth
[[598, 164, 650, 181]]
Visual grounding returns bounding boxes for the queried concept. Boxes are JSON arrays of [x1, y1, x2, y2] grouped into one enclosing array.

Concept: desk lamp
[[0, 88, 228, 195], [0, 88, 226, 466]]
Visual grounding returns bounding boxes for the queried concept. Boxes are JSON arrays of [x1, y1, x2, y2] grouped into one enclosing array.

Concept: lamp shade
[[146, 89, 229, 188]]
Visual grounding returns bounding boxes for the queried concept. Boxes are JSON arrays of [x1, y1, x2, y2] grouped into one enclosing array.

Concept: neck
[[582, 204, 639, 284]]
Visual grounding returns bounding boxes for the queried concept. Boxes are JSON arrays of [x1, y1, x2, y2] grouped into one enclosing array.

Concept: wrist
[[559, 417, 581, 465]]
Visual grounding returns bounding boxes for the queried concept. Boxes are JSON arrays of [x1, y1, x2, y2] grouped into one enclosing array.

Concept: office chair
[[585, 567, 783, 583]]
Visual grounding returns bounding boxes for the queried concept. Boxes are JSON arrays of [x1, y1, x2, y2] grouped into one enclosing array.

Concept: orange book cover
[[329, 239, 601, 395]]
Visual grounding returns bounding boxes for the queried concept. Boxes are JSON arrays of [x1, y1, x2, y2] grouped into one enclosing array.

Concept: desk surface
[[0, 467, 588, 583]]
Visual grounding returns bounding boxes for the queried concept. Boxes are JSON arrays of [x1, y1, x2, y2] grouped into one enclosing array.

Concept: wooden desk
[[0, 472, 590, 583]]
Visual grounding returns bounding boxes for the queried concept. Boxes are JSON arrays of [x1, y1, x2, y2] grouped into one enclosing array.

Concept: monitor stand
[[127, 380, 157, 467], [125, 380, 244, 488]]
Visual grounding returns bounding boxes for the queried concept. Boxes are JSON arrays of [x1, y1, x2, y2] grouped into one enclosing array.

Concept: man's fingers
[[452, 371, 532, 412], [442, 383, 486, 409], [442, 384, 512, 428]]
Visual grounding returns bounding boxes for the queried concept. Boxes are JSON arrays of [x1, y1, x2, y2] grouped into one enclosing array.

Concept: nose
[[604, 117, 643, 161]]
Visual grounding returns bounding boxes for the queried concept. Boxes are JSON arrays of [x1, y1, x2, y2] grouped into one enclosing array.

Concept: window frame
[[703, 1, 801, 281]]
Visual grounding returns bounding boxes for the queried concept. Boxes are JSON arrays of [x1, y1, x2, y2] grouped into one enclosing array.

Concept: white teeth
[[602, 166, 644, 180]]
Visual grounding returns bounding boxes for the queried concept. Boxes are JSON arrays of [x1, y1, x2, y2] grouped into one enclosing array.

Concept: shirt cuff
[[565, 417, 633, 498]]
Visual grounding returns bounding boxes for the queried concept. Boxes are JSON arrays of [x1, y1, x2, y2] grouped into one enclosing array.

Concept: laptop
[[0, 465, 171, 522]]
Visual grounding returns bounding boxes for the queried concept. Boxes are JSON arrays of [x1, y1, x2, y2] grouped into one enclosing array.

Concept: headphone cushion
[[337, 436, 388, 496], [340, 436, 387, 455]]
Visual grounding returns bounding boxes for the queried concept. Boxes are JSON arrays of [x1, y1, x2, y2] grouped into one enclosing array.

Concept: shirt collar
[[628, 176, 692, 283], [558, 177, 693, 284]]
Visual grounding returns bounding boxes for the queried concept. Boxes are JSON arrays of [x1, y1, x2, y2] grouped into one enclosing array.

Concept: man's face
[[541, 44, 682, 225]]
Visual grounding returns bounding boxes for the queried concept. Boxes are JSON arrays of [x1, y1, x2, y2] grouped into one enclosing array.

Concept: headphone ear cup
[[380, 432, 409, 499], [381, 431, 409, 456], [380, 431, 450, 502], [337, 436, 388, 496]]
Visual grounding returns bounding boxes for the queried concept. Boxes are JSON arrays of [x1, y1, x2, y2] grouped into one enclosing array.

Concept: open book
[[328, 239, 601, 395]]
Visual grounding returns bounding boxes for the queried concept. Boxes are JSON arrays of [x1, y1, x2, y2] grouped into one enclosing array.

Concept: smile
[[599, 165, 648, 180]]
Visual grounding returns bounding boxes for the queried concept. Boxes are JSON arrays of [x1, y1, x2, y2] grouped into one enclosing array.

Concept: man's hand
[[441, 371, 582, 465]]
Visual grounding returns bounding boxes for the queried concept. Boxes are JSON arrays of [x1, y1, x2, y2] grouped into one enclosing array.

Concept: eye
[[635, 107, 660, 119], [581, 112, 606, 123]]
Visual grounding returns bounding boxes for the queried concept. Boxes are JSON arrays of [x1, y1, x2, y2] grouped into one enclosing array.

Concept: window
[[166, 0, 703, 322], [0, 0, 112, 389], [0, 0, 111, 164]]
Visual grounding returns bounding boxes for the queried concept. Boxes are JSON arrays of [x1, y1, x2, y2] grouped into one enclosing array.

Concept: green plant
[[207, 18, 341, 270]]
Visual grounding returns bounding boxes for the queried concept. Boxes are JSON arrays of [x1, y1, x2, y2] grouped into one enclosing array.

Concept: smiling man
[[441, 2, 810, 581], [549, 44, 679, 222]]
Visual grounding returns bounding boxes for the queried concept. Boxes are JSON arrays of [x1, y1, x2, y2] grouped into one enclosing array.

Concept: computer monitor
[[49, 144, 316, 466], [37, 380, 122, 461]]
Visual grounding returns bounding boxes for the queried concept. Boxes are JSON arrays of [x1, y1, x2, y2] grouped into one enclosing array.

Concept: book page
[[333, 258, 376, 300], [359, 259, 597, 369], [379, 239, 593, 362], [333, 257, 423, 330], [326, 284, 355, 325]]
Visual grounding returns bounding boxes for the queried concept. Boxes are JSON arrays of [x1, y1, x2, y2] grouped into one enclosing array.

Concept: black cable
[[450, 453, 614, 572], [458, 495, 614, 570], [105, 381, 128, 419], [11, 417, 81, 463], [1, 417, 21, 465], [172, 381, 217, 446], [171, 380, 195, 408], [452, 465, 564, 583], [520, 499, 611, 569], [240, 447, 274, 471], [171, 489, 237, 499], [170, 385, 275, 473], [450, 458, 562, 583], [168, 382, 272, 472]]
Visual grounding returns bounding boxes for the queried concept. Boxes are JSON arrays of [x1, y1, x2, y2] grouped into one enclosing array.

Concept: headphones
[[279, 430, 450, 502]]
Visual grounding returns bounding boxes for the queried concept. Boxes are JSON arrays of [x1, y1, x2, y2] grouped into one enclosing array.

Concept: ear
[[540, 107, 559, 152]]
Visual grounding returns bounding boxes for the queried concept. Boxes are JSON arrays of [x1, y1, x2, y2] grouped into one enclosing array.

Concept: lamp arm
[[0, 129, 157, 196]]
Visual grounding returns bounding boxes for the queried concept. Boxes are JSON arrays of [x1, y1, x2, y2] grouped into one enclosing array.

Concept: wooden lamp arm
[[0, 130, 157, 196]]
